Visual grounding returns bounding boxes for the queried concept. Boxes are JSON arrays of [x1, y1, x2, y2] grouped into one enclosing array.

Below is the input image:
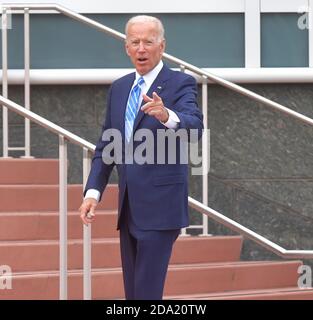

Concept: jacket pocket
[[153, 175, 185, 186]]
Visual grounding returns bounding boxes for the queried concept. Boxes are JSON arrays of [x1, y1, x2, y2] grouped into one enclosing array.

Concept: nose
[[138, 41, 146, 52]]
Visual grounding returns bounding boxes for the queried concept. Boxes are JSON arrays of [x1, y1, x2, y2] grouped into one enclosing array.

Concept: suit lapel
[[133, 65, 171, 132]]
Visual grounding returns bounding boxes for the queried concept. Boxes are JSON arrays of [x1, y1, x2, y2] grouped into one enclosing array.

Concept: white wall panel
[[1, 0, 308, 13], [0, 0, 244, 13], [261, 0, 308, 12], [245, 0, 261, 67]]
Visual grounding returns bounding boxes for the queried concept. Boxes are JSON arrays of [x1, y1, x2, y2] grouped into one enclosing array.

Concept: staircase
[[0, 158, 312, 300]]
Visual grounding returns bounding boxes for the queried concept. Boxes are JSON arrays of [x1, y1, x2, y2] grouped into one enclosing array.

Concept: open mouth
[[138, 58, 148, 63]]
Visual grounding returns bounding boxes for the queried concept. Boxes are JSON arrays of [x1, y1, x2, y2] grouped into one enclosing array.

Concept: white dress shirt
[[85, 61, 180, 202]]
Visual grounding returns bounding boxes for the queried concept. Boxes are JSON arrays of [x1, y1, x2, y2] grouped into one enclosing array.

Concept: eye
[[145, 40, 154, 46], [131, 40, 140, 47]]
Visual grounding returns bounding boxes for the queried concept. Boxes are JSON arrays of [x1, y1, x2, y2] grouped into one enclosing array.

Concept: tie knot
[[137, 76, 145, 87]]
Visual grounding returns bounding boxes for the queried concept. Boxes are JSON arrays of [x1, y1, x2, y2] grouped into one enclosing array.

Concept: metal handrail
[[0, 95, 94, 151], [0, 94, 94, 300], [189, 197, 313, 259], [1, 94, 313, 304], [2, 93, 313, 260], [1, 93, 313, 260], [3, 3, 313, 128]]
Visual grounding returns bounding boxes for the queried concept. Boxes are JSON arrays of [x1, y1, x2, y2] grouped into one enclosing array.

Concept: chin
[[137, 67, 149, 75]]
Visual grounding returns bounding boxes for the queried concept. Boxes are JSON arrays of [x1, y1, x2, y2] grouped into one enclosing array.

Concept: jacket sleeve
[[84, 87, 115, 201], [171, 74, 204, 141]]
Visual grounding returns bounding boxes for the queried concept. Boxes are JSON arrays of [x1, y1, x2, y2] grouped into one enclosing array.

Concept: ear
[[160, 39, 166, 55], [125, 41, 131, 57]]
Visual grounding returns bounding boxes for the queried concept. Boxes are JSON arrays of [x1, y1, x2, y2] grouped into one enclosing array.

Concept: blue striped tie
[[125, 76, 145, 142]]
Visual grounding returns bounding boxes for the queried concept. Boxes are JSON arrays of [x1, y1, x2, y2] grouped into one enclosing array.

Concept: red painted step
[[0, 260, 303, 300], [0, 184, 118, 211], [165, 287, 313, 300], [0, 158, 59, 184], [163, 260, 303, 296], [0, 236, 243, 272], [0, 210, 119, 241]]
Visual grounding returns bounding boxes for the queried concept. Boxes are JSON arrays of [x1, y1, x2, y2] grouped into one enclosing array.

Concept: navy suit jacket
[[85, 64, 203, 230]]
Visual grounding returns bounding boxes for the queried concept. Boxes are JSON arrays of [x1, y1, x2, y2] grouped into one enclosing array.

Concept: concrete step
[[0, 210, 119, 241], [0, 236, 243, 272], [0, 184, 118, 212], [163, 260, 303, 297], [165, 287, 313, 300], [0, 260, 302, 299], [0, 158, 59, 184]]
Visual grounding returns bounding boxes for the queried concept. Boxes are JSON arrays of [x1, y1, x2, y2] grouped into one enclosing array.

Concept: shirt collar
[[135, 60, 163, 88]]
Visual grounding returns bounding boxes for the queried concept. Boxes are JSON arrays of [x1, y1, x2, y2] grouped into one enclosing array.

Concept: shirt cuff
[[84, 189, 100, 202], [161, 108, 180, 129]]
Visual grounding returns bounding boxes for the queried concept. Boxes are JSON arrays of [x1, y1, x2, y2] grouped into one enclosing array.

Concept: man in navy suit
[[79, 15, 203, 300]]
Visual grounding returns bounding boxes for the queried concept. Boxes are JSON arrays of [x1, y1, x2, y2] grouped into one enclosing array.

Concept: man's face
[[125, 22, 165, 75]]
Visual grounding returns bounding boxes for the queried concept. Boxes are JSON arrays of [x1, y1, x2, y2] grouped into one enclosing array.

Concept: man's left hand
[[141, 92, 169, 123]]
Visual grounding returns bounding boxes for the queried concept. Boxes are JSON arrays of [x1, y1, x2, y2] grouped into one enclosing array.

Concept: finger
[[141, 101, 163, 112], [79, 203, 96, 225], [141, 101, 154, 111], [142, 93, 153, 103], [81, 211, 95, 226], [80, 212, 89, 226], [152, 92, 162, 102], [79, 206, 87, 222], [145, 107, 163, 117], [85, 204, 96, 221], [88, 204, 96, 216], [148, 109, 163, 117], [86, 211, 95, 219]]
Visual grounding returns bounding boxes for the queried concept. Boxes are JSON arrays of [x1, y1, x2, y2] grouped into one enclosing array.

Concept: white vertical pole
[[2, 8, 9, 157], [24, 8, 31, 157], [179, 64, 188, 236], [59, 135, 68, 300], [245, 0, 261, 68], [83, 148, 92, 300], [201, 77, 209, 236]]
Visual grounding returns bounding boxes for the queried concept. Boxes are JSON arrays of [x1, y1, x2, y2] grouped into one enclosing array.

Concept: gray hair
[[125, 15, 165, 42]]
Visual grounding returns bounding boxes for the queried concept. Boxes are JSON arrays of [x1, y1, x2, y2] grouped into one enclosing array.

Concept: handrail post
[[24, 7, 31, 157], [59, 135, 68, 300], [2, 7, 9, 158], [179, 64, 189, 237], [201, 76, 209, 236], [83, 148, 92, 300]]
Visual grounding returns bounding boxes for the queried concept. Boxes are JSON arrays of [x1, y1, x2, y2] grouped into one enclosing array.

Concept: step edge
[[0, 235, 243, 246], [8, 260, 303, 277], [165, 287, 313, 299]]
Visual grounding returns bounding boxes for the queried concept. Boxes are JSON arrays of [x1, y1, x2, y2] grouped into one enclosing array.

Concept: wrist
[[161, 108, 169, 123]]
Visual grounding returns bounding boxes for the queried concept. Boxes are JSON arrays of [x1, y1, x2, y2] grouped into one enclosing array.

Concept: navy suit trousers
[[119, 190, 180, 300]]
